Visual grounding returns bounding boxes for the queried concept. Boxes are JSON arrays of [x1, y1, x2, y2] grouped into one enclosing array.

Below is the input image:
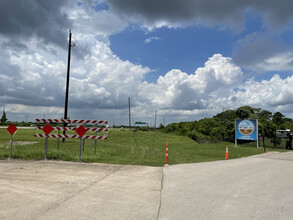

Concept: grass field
[[0, 127, 287, 166]]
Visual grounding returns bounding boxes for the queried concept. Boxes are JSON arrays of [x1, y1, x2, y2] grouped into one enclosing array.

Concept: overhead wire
[[22, 0, 71, 50]]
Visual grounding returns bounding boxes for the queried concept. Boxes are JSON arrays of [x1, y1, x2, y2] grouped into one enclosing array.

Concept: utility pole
[[154, 110, 157, 128], [128, 97, 131, 129], [63, 30, 74, 142]]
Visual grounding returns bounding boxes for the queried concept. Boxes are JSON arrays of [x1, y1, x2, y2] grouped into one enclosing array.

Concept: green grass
[[0, 128, 287, 166]]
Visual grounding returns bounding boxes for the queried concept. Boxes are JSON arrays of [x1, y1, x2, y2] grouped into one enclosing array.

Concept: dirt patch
[[13, 141, 39, 146], [139, 145, 149, 150]]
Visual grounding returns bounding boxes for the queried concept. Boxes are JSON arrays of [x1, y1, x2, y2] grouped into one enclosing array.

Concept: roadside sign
[[276, 129, 291, 138], [235, 119, 257, 141], [7, 123, 18, 160], [135, 122, 146, 125], [75, 125, 87, 137], [42, 124, 54, 136], [235, 119, 258, 148], [7, 124, 17, 135], [75, 125, 88, 162]]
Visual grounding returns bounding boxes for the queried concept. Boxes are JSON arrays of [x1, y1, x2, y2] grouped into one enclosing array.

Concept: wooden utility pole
[[154, 110, 157, 128], [63, 30, 74, 142], [128, 97, 131, 129]]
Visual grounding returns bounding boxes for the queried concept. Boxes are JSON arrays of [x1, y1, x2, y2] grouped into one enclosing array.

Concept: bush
[[138, 126, 150, 131], [188, 131, 211, 143]]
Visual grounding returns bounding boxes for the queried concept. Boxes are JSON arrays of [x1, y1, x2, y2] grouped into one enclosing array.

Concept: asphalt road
[[1, 151, 293, 220], [159, 151, 293, 220]]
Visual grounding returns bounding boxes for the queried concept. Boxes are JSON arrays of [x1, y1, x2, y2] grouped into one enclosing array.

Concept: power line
[[154, 110, 157, 128], [22, 0, 69, 49]]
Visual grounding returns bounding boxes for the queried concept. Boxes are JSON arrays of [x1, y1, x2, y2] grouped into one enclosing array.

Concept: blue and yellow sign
[[235, 119, 258, 141]]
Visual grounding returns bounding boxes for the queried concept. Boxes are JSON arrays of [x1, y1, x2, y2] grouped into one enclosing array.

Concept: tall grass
[[0, 128, 286, 166]]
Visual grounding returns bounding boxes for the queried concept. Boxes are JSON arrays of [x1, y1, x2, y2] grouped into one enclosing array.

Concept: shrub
[[139, 126, 150, 131], [188, 131, 211, 143]]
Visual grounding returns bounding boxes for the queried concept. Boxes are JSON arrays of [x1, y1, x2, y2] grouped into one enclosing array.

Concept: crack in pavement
[[156, 167, 165, 220]]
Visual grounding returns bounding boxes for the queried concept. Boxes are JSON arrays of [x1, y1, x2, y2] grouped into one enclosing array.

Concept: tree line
[[160, 105, 293, 146]]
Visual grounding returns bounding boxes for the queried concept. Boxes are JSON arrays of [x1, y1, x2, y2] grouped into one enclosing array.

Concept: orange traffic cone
[[225, 147, 229, 160], [165, 142, 169, 164]]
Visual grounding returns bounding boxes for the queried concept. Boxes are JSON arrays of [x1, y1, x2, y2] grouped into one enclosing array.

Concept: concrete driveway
[[1, 151, 293, 220], [0, 161, 162, 220]]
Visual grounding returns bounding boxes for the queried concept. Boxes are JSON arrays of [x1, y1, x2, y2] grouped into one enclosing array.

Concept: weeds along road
[[1, 151, 293, 220]]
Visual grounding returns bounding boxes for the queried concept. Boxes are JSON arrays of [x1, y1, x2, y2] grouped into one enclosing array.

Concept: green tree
[[214, 109, 236, 124], [272, 112, 285, 125], [160, 105, 293, 145], [178, 122, 188, 135], [213, 110, 236, 142], [196, 118, 222, 140], [1, 110, 7, 122], [235, 105, 255, 119], [258, 110, 273, 121], [210, 126, 226, 141], [259, 120, 278, 150]]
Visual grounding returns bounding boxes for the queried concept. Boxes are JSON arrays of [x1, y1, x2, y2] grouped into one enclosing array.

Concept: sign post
[[45, 136, 49, 160], [57, 130, 60, 150], [75, 125, 87, 162], [235, 119, 258, 148], [79, 137, 82, 162], [42, 124, 54, 160], [83, 139, 85, 152], [7, 124, 18, 160], [94, 124, 98, 154]]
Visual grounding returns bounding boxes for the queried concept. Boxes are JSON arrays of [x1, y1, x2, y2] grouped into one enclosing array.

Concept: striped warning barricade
[[35, 118, 108, 162], [36, 119, 108, 125], [34, 134, 107, 140], [35, 126, 108, 132]]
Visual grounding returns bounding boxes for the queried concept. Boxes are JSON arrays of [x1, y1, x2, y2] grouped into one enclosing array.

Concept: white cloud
[[135, 54, 293, 120], [255, 52, 293, 71], [67, 1, 128, 38], [106, 0, 293, 31], [138, 54, 243, 112], [0, 35, 152, 122], [144, 36, 160, 44], [2, 39, 293, 123], [2, 35, 239, 122], [2, 0, 293, 123], [233, 31, 293, 71], [233, 75, 293, 108]]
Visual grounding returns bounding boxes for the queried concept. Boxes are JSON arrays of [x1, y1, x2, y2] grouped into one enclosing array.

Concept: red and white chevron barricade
[[35, 126, 108, 132], [36, 119, 108, 125], [34, 119, 108, 139], [34, 134, 107, 140], [34, 119, 108, 161]]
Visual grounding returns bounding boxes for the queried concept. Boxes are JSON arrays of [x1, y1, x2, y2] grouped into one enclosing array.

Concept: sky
[[1, 0, 293, 126]]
